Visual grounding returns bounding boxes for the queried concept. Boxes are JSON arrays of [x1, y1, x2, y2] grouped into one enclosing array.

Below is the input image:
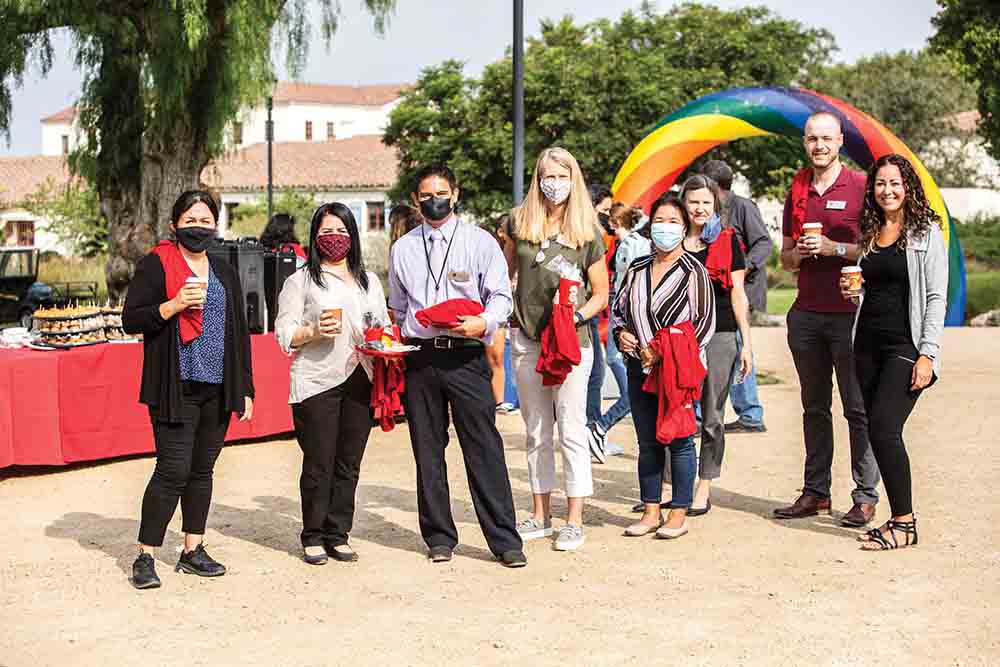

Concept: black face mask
[[175, 226, 217, 253], [419, 196, 453, 222], [598, 212, 612, 233]]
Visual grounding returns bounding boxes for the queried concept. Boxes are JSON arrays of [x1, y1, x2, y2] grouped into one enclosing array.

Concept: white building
[[0, 155, 73, 253]]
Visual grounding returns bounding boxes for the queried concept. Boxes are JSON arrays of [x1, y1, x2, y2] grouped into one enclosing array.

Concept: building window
[[327, 122, 335, 141], [305, 121, 313, 141], [233, 122, 243, 145], [4, 221, 35, 248], [61, 135, 69, 155], [366, 201, 385, 232]]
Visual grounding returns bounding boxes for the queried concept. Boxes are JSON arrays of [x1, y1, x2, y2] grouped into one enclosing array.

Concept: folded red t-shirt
[[788, 167, 813, 241], [415, 298, 485, 329], [371, 357, 406, 432], [151, 240, 201, 343], [641, 322, 706, 444]]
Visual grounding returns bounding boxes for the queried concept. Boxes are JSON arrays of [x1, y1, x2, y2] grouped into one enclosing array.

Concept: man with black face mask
[[387, 164, 526, 568]]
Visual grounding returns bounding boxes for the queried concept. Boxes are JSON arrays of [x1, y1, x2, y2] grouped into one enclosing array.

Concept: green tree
[[384, 2, 833, 216], [21, 178, 106, 256], [1, 1, 395, 296], [932, 0, 1000, 162]]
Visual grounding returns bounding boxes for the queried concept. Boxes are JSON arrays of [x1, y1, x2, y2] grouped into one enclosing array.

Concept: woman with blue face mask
[[679, 174, 754, 517], [611, 193, 715, 539]]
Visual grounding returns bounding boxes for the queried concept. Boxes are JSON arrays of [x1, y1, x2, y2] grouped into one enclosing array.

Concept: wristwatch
[[836, 243, 847, 257]]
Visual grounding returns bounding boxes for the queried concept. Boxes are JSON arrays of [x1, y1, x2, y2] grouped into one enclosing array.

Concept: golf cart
[[0, 247, 99, 328]]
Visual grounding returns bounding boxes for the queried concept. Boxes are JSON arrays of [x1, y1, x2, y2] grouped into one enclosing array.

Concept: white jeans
[[511, 329, 594, 498]]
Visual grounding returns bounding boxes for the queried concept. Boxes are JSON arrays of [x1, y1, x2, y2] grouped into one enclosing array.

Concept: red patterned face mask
[[315, 232, 351, 261]]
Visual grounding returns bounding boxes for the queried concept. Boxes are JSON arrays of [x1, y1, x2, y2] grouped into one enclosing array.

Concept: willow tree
[[0, 1, 395, 295]]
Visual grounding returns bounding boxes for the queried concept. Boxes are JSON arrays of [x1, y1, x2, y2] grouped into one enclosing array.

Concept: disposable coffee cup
[[185, 276, 208, 309], [322, 307, 343, 335], [842, 266, 863, 293], [802, 223, 823, 237]]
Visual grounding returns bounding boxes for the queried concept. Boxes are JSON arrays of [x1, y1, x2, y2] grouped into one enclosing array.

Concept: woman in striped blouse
[[611, 192, 715, 540]]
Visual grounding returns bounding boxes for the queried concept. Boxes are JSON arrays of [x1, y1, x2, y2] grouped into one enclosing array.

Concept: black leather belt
[[409, 336, 485, 351]]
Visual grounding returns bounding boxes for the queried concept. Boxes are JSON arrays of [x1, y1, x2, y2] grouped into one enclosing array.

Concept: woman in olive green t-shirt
[[502, 146, 609, 553]]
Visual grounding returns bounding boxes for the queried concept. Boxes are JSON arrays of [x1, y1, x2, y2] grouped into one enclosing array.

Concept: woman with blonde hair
[[503, 147, 609, 551]]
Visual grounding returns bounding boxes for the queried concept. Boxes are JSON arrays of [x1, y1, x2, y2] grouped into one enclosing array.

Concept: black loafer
[[303, 548, 329, 565], [499, 550, 527, 568], [427, 545, 453, 563], [325, 544, 359, 562], [131, 552, 161, 590], [724, 420, 767, 433], [175, 544, 226, 577], [688, 499, 712, 517], [631, 501, 674, 513]]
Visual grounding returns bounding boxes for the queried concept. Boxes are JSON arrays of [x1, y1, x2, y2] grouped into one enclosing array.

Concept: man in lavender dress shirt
[[388, 164, 525, 568]]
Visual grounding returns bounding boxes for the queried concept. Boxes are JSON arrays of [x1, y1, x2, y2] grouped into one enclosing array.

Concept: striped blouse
[[611, 252, 716, 359]]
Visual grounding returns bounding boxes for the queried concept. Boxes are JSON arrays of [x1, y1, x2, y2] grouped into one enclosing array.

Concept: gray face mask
[[540, 178, 572, 205]]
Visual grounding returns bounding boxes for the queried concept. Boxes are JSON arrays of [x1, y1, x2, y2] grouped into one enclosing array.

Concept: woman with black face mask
[[276, 203, 388, 565], [122, 190, 254, 590]]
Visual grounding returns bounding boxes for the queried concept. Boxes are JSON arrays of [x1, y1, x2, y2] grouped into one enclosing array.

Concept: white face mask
[[540, 177, 572, 205]]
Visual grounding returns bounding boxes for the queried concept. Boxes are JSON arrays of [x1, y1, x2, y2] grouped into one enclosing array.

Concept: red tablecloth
[[0, 335, 293, 469]]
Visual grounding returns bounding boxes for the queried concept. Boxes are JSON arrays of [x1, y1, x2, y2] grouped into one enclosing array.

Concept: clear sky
[[0, 0, 941, 156]]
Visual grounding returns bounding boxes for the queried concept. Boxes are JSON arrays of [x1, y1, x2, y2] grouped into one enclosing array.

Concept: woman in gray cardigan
[[841, 153, 947, 551]]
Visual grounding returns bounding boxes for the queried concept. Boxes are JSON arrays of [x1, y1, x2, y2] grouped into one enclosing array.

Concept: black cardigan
[[122, 252, 255, 423]]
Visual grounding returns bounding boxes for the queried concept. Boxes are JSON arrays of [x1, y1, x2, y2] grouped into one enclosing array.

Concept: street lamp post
[[513, 0, 525, 206], [266, 95, 274, 223]]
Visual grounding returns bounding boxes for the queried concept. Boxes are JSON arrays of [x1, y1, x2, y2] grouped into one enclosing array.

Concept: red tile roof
[[41, 106, 77, 124], [272, 82, 407, 107], [0, 155, 72, 206], [202, 135, 398, 192]]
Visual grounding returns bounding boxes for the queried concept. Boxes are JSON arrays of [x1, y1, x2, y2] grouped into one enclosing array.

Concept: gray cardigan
[[851, 223, 948, 377]]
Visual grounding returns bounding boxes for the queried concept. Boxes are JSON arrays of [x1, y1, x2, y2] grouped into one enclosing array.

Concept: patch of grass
[[38, 253, 108, 301], [767, 287, 796, 316], [966, 270, 1000, 320]]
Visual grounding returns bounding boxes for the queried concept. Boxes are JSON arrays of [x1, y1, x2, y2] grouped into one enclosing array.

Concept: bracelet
[[574, 311, 585, 326]]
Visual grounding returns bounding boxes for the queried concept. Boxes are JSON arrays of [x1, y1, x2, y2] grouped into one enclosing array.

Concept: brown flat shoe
[[841, 503, 876, 527], [773, 494, 831, 519]]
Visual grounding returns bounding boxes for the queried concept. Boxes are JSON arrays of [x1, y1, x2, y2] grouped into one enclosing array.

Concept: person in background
[[700, 160, 773, 434], [775, 111, 880, 528], [584, 184, 613, 462], [389, 204, 423, 248], [505, 148, 609, 551], [484, 215, 519, 414], [388, 164, 526, 568], [680, 174, 753, 516], [612, 192, 715, 539], [276, 203, 388, 565], [587, 204, 649, 457], [123, 190, 254, 590], [841, 153, 945, 550], [260, 212, 306, 263]]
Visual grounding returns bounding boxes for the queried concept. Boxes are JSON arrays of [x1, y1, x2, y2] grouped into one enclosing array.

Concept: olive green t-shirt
[[510, 228, 606, 346]]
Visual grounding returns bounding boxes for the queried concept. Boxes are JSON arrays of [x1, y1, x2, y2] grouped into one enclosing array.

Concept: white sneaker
[[496, 402, 519, 415], [517, 516, 552, 540], [587, 424, 607, 464], [554, 524, 585, 551], [605, 442, 625, 456]]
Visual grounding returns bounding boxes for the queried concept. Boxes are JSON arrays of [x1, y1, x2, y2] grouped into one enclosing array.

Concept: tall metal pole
[[512, 0, 525, 206], [266, 96, 274, 222]]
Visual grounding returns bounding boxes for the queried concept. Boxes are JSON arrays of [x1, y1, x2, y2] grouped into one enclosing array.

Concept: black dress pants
[[854, 337, 926, 517], [292, 366, 373, 548], [402, 347, 522, 556], [139, 382, 229, 547]]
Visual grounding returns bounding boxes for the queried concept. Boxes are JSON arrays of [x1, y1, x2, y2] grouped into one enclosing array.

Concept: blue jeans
[[729, 329, 764, 426], [585, 317, 606, 424], [594, 327, 631, 431], [503, 336, 519, 408], [627, 359, 696, 507]]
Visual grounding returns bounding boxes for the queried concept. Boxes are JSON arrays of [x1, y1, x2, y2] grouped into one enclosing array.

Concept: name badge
[[448, 270, 470, 283], [826, 200, 847, 210]]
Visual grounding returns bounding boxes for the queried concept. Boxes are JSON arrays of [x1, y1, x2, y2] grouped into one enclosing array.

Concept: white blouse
[[275, 268, 390, 404]]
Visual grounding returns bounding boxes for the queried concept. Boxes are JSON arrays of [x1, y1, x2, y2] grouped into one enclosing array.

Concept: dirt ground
[[1, 327, 998, 666]]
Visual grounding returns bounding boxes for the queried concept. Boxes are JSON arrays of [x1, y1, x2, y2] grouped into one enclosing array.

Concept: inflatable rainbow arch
[[612, 86, 967, 325]]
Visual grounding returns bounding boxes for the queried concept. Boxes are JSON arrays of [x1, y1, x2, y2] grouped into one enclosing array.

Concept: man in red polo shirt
[[774, 111, 879, 527]]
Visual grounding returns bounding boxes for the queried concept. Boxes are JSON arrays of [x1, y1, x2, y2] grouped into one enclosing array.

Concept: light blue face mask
[[650, 222, 685, 253], [699, 213, 722, 244]]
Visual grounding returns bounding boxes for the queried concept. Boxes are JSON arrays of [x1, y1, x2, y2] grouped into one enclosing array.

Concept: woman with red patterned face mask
[[275, 202, 389, 566]]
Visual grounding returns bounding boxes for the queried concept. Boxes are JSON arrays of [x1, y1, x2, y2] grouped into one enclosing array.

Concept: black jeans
[[402, 346, 522, 557], [138, 382, 229, 547], [854, 337, 926, 517], [786, 309, 880, 505], [292, 366, 373, 548]]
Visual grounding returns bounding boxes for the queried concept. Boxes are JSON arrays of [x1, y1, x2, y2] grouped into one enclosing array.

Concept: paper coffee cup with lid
[[802, 222, 823, 237], [841, 265, 863, 293]]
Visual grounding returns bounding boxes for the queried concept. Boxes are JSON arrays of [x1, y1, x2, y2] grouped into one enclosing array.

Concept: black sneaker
[[175, 544, 227, 577], [131, 552, 161, 590], [499, 550, 527, 568], [724, 420, 767, 433], [427, 545, 453, 563]]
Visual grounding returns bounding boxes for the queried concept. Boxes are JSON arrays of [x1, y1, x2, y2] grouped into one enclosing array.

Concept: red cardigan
[[641, 322, 706, 444]]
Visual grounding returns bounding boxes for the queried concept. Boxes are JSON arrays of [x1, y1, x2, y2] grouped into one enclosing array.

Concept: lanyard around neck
[[422, 222, 457, 295]]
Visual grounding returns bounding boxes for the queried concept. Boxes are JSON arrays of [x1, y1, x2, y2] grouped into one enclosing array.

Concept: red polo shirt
[[782, 166, 866, 314]]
